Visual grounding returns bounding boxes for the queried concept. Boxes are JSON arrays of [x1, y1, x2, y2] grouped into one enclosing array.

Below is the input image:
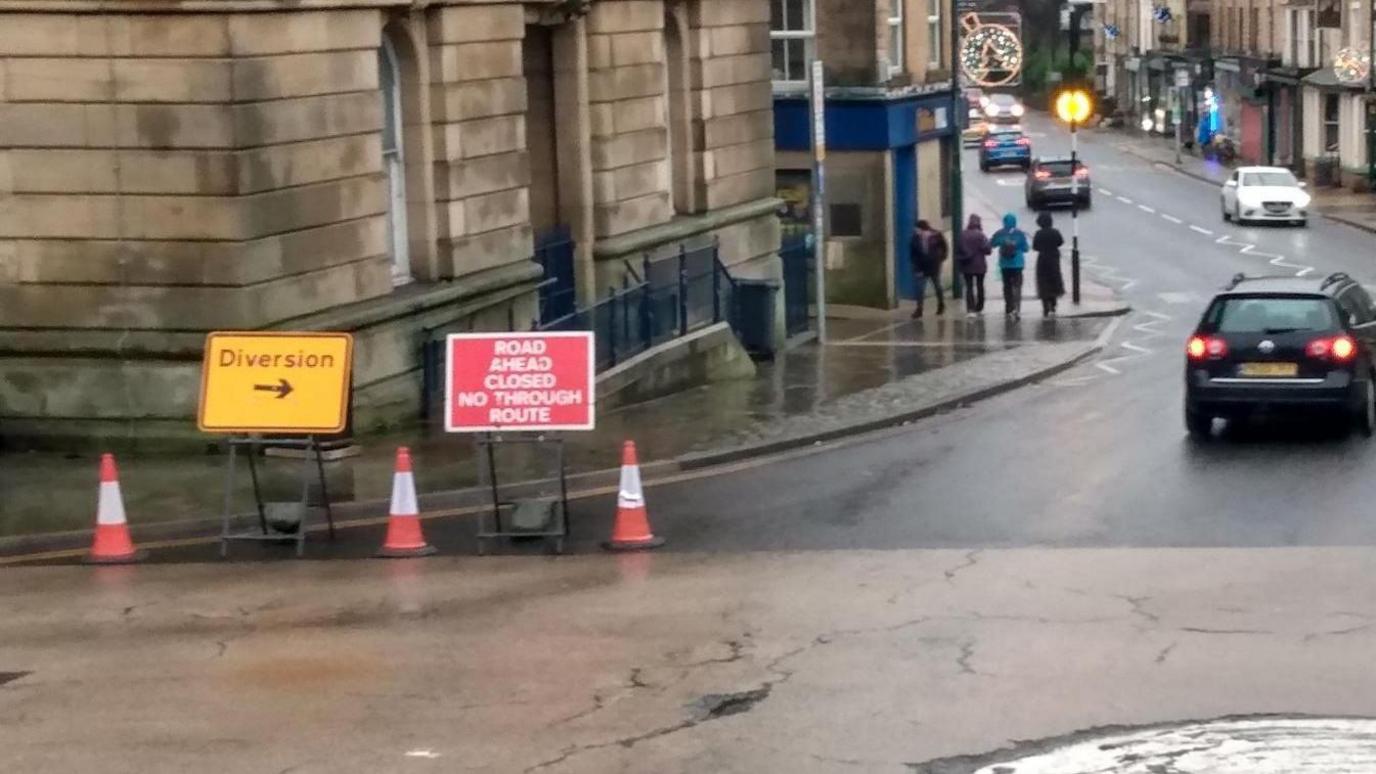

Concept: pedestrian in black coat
[[1032, 212, 1065, 317]]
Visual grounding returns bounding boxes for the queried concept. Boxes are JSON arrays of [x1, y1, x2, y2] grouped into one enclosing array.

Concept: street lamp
[[1054, 88, 1092, 305]]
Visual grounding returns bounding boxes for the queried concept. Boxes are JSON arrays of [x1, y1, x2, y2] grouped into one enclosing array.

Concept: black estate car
[[1185, 273, 1376, 438]]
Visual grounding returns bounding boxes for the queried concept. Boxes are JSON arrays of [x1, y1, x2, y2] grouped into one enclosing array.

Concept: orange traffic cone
[[87, 454, 145, 564], [378, 447, 436, 558], [604, 440, 664, 551]]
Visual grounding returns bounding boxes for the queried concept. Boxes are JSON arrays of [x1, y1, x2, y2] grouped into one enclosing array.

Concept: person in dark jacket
[[956, 214, 991, 317], [989, 213, 1029, 319], [1032, 211, 1066, 317], [910, 219, 948, 318]]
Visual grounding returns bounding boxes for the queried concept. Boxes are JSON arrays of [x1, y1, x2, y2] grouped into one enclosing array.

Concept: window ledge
[[592, 198, 785, 260]]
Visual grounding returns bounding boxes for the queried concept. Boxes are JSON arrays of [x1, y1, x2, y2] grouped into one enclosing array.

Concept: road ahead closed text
[[445, 332, 595, 432]]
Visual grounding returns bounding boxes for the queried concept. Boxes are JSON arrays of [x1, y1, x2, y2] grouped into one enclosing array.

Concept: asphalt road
[[564, 113, 1376, 553]]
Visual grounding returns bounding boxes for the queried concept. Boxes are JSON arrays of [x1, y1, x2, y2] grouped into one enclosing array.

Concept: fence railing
[[538, 241, 735, 372]]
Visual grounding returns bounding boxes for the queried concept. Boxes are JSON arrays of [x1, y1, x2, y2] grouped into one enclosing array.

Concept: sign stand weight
[[219, 436, 336, 559]]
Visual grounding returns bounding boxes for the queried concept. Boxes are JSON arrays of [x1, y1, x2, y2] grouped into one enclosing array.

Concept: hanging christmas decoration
[[958, 12, 1024, 88]]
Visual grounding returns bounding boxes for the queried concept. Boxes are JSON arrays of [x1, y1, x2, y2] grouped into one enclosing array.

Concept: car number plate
[[1238, 362, 1299, 377]]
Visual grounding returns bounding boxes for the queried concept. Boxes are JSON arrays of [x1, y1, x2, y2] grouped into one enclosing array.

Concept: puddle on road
[[910, 716, 1376, 773]]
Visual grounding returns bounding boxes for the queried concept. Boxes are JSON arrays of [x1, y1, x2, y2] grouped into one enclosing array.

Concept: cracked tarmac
[[8, 548, 1376, 772]]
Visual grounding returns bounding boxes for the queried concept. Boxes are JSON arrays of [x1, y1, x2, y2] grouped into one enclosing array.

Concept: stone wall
[[0, 0, 780, 450], [429, 3, 534, 276], [0, 10, 392, 332]]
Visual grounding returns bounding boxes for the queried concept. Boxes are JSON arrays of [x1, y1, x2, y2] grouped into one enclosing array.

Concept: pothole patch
[[909, 716, 1376, 773]]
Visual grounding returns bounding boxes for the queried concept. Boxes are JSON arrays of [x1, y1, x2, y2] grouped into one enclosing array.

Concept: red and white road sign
[[445, 332, 595, 432]]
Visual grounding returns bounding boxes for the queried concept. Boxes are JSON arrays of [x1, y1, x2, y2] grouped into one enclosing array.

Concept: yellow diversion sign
[[198, 332, 353, 434]]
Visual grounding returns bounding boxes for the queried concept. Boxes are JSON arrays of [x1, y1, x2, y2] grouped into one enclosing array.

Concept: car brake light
[[1188, 336, 1226, 360], [1333, 336, 1357, 361], [1034, 169, 1052, 180], [1074, 167, 1090, 178], [984, 139, 997, 148], [1016, 138, 1031, 146], [1306, 336, 1357, 361]]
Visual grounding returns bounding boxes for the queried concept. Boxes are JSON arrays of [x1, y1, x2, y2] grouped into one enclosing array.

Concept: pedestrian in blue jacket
[[990, 212, 1029, 319]]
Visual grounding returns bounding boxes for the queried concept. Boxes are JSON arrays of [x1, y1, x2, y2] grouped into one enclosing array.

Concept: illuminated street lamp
[[1054, 88, 1093, 305]]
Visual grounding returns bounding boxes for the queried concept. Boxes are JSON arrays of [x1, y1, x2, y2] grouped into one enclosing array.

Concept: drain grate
[[0, 672, 31, 687]]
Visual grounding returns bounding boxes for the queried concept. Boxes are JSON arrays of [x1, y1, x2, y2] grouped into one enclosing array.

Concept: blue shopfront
[[774, 90, 957, 305]]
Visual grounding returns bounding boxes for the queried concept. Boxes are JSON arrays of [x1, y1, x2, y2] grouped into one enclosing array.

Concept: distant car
[[962, 88, 991, 147], [979, 129, 1031, 172], [1221, 166, 1311, 226], [982, 93, 1025, 125], [1184, 272, 1376, 439], [1026, 157, 1091, 209]]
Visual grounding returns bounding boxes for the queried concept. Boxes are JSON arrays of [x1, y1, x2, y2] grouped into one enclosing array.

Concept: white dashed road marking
[[1189, 225, 1213, 235], [1098, 187, 1113, 195], [1138, 204, 1156, 213], [1161, 214, 1183, 224], [1116, 196, 1134, 204], [1157, 291, 1199, 304]]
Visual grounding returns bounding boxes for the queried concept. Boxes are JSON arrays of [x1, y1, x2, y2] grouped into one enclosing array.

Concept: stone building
[[0, 0, 781, 449]]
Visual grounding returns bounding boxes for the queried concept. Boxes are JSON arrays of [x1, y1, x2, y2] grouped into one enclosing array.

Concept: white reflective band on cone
[[97, 482, 126, 526], [617, 462, 643, 505], [390, 471, 418, 516]]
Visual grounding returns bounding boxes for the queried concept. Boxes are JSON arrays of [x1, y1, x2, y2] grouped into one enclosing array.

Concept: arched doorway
[[379, 34, 411, 287]]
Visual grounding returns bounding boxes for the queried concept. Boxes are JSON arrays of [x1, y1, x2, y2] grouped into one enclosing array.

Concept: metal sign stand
[[474, 432, 570, 556], [219, 435, 336, 558]]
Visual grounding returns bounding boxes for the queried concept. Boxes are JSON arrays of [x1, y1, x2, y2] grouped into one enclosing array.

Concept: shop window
[[1323, 93, 1340, 153], [830, 203, 863, 237]]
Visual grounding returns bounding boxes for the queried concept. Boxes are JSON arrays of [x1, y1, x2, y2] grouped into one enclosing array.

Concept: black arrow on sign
[[253, 378, 294, 399]]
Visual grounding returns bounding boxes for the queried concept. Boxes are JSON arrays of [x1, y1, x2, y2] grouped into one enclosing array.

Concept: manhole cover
[[912, 716, 1376, 773], [0, 672, 30, 687]]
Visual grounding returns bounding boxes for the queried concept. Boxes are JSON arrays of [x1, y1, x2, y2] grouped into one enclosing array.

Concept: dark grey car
[[1025, 157, 1091, 210]]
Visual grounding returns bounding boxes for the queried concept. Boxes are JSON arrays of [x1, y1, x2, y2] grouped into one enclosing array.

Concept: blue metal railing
[[539, 241, 736, 372]]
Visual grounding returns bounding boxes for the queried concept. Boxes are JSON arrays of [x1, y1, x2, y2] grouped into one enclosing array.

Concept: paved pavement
[[0, 294, 1119, 551], [10, 112, 1376, 772]]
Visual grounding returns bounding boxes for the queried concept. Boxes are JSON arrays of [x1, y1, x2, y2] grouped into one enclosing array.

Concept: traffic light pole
[[1070, 119, 1081, 305]]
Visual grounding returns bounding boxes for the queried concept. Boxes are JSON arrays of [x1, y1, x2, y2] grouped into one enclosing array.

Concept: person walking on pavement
[[957, 214, 991, 318], [990, 212, 1029, 319], [1032, 212, 1066, 318], [910, 219, 948, 318]]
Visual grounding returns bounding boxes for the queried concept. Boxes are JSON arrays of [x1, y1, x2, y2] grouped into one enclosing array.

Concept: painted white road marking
[[1189, 225, 1213, 235], [405, 750, 442, 759], [1157, 292, 1198, 304], [995, 179, 1022, 187], [1098, 187, 1113, 195], [1138, 204, 1156, 213], [1161, 214, 1183, 224], [1116, 196, 1134, 204], [1215, 234, 1315, 277]]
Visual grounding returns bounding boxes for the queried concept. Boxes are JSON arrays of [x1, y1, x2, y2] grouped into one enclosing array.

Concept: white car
[[1221, 166, 1311, 226], [982, 93, 1025, 125]]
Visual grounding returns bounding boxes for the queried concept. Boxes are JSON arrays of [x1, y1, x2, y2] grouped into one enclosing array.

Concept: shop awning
[[1301, 67, 1366, 90]]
